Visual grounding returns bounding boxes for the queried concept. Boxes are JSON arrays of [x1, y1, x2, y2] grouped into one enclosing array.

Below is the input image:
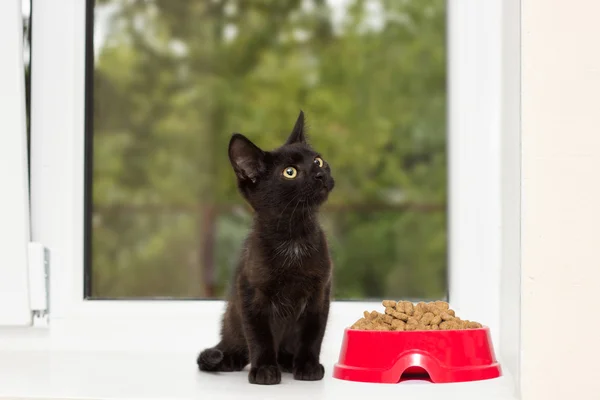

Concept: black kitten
[[197, 111, 335, 385]]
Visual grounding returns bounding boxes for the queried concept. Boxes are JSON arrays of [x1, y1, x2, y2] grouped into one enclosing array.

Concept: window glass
[[88, 0, 447, 300]]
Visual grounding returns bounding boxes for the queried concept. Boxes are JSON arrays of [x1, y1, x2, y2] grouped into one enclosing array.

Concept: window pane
[[88, 0, 447, 300]]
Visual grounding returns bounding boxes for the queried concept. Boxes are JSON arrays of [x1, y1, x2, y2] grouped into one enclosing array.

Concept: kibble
[[350, 300, 484, 331], [440, 312, 454, 321], [391, 319, 406, 331], [382, 300, 397, 308], [421, 312, 435, 325]]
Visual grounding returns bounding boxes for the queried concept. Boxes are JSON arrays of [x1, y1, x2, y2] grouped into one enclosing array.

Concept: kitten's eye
[[314, 157, 324, 168], [282, 167, 298, 179]]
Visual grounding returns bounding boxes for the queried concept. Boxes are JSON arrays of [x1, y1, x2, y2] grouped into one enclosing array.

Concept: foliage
[[91, 0, 447, 300]]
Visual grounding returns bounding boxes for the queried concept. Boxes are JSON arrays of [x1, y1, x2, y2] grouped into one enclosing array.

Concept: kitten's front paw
[[293, 361, 325, 381], [248, 365, 281, 385]]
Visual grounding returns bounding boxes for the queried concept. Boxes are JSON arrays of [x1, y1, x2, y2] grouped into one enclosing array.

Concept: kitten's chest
[[269, 270, 317, 297], [265, 267, 323, 316], [271, 239, 318, 265], [267, 278, 311, 320]]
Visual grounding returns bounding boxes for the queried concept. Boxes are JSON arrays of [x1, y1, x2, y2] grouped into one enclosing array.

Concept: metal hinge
[[27, 242, 50, 327]]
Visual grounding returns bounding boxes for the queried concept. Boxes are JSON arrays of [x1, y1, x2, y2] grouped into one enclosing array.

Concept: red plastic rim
[[333, 327, 502, 384]]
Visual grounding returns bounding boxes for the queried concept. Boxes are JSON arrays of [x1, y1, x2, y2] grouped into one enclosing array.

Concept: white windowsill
[[0, 302, 516, 400], [0, 350, 516, 400], [0, 303, 517, 400]]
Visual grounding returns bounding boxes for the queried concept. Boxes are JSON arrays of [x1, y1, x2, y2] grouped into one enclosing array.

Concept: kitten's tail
[[197, 347, 224, 371]]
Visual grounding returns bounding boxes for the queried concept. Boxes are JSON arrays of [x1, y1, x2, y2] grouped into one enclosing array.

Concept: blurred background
[[87, 0, 447, 300]]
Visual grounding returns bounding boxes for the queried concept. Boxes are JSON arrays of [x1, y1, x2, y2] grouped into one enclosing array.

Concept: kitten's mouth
[[317, 181, 334, 197], [309, 179, 334, 204]]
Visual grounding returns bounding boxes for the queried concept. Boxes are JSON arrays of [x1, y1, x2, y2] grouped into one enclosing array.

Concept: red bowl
[[333, 327, 501, 384]]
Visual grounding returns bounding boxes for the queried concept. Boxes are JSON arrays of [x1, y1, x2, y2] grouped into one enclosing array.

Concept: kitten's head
[[228, 111, 335, 214]]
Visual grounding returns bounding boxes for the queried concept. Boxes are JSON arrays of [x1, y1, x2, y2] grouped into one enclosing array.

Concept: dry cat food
[[350, 300, 483, 331]]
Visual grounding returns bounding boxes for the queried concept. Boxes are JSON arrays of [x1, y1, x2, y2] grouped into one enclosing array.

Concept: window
[[1, 0, 523, 397], [87, 0, 448, 300], [0, 0, 528, 398], [28, 0, 507, 354]]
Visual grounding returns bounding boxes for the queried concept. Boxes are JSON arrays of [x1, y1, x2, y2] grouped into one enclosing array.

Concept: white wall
[[522, 1, 600, 399]]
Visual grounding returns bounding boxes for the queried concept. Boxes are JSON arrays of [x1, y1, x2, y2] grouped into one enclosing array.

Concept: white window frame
[[6, 0, 520, 389], [0, 0, 32, 327]]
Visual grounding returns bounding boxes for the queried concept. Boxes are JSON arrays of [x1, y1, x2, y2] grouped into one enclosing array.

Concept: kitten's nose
[[314, 171, 325, 181]]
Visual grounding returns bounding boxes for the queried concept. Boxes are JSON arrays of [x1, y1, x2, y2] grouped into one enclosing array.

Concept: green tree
[[91, 0, 447, 300]]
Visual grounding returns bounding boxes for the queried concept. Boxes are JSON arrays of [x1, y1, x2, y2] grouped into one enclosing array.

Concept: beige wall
[[522, 1, 600, 399]]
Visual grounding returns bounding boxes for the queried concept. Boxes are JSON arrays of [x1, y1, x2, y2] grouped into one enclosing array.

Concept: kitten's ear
[[285, 110, 307, 145], [228, 133, 266, 183]]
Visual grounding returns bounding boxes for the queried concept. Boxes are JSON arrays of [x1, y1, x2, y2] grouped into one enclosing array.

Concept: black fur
[[197, 111, 334, 385]]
